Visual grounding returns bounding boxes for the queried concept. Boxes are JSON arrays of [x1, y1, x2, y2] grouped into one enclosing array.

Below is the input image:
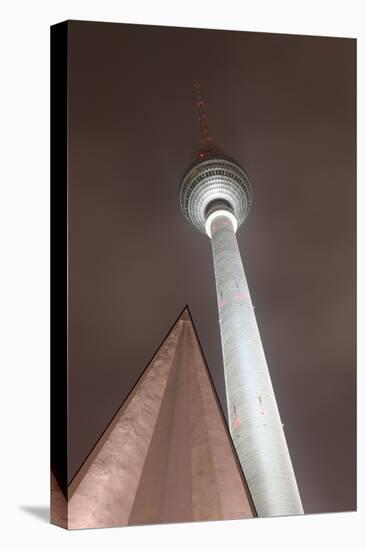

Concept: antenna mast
[[194, 81, 219, 159]]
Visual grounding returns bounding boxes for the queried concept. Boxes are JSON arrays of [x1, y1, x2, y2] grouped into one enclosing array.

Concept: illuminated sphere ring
[[180, 155, 253, 236]]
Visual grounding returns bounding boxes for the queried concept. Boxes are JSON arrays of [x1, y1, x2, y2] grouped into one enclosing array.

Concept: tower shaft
[[210, 213, 304, 517]]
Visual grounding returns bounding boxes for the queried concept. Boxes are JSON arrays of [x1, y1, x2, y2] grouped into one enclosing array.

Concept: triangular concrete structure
[[52, 308, 255, 529]]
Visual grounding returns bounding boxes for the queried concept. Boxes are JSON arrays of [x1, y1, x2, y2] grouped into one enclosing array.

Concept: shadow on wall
[[19, 505, 49, 523]]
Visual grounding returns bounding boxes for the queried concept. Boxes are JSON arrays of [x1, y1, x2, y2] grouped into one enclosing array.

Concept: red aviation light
[[232, 417, 241, 429]]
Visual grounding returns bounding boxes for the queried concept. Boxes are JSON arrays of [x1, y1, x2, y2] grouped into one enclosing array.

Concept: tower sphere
[[180, 154, 253, 236]]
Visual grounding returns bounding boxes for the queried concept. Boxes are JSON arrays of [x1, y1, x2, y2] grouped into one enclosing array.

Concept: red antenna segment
[[194, 81, 219, 159]]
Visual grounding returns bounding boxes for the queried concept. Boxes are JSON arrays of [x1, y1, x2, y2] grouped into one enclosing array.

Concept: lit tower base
[[180, 84, 304, 517]]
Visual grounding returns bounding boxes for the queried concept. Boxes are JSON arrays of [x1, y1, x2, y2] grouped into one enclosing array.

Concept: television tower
[[179, 82, 304, 517]]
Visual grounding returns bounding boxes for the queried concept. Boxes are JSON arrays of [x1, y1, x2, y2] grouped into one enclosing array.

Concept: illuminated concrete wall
[[55, 309, 254, 529]]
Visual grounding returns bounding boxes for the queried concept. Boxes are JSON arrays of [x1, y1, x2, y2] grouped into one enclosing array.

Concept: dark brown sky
[[67, 20, 356, 515]]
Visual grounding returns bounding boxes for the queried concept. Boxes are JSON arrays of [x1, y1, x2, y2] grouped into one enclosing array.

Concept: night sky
[[67, 21, 356, 515]]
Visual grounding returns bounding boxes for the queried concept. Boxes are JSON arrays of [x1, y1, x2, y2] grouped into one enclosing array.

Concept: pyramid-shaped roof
[[52, 308, 255, 529]]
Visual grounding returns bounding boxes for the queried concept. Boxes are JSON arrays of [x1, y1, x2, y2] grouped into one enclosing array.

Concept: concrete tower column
[[207, 210, 304, 517], [180, 151, 304, 517]]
